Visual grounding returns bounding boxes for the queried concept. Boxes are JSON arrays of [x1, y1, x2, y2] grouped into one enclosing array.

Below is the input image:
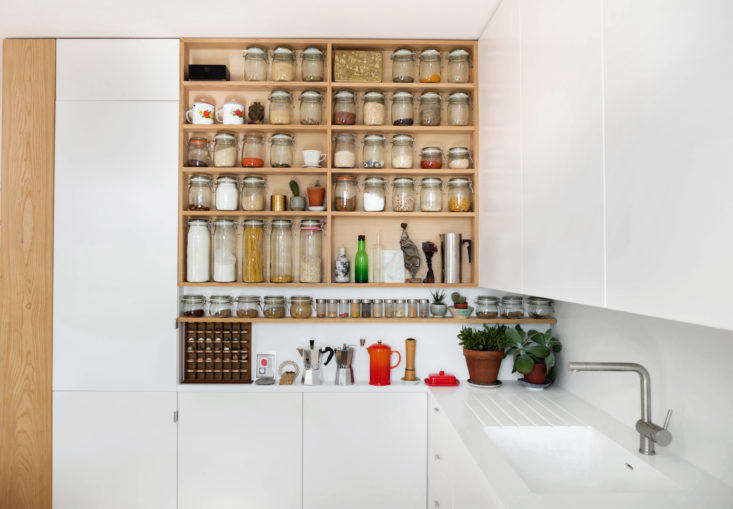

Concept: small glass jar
[[215, 176, 239, 211], [362, 134, 386, 169], [419, 177, 443, 212], [187, 137, 210, 167], [235, 296, 260, 318], [270, 219, 293, 283], [373, 299, 383, 318], [338, 299, 350, 318], [327, 299, 339, 318], [419, 48, 442, 83], [241, 134, 265, 167], [299, 219, 322, 283], [383, 299, 395, 318], [315, 298, 327, 318], [527, 297, 554, 318], [333, 91, 356, 125], [407, 299, 419, 318], [243, 46, 268, 81], [333, 133, 356, 168], [299, 90, 323, 125], [419, 92, 442, 126], [188, 175, 212, 211], [242, 219, 265, 282], [420, 147, 443, 169], [475, 296, 500, 319], [289, 296, 313, 319], [391, 134, 414, 169], [391, 177, 416, 212], [361, 299, 373, 318], [212, 219, 237, 282], [241, 176, 266, 211], [350, 299, 361, 318], [269, 90, 293, 125], [270, 133, 294, 167], [181, 294, 206, 317], [363, 91, 386, 126], [447, 92, 471, 126], [272, 47, 295, 81], [501, 296, 525, 319], [394, 299, 407, 318], [363, 176, 386, 212], [186, 219, 210, 283], [391, 92, 414, 126], [263, 295, 287, 318], [333, 175, 358, 211], [212, 132, 238, 167], [447, 49, 471, 83], [209, 295, 233, 318], [447, 147, 472, 169], [391, 48, 416, 83], [447, 177, 473, 212], [418, 299, 430, 318], [301, 47, 324, 81]]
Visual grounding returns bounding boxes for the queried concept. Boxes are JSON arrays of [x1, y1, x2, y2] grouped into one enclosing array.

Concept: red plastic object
[[424, 371, 460, 386], [366, 341, 401, 386]]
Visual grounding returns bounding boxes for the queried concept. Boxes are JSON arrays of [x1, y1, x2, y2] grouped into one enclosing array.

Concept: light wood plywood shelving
[[178, 317, 557, 325]]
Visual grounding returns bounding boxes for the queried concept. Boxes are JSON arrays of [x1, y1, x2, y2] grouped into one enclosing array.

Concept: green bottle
[[354, 235, 369, 283]]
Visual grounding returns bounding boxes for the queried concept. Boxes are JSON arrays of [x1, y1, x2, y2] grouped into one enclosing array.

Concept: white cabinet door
[[53, 391, 177, 509], [178, 393, 302, 509], [302, 393, 427, 509]]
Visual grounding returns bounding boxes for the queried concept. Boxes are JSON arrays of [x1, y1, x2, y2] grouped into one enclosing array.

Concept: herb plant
[[458, 325, 510, 352]]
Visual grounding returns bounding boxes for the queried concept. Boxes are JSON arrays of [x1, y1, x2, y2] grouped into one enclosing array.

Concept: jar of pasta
[[447, 177, 472, 212], [299, 90, 322, 125], [235, 296, 260, 318], [270, 133, 294, 167], [241, 176, 266, 211], [419, 177, 443, 212], [391, 91, 414, 126], [333, 91, 356, 125], [420, 146, 443, 169], [362, 134, 386, 169], [447, 49, 471, 83], [301, 47, 324, 81], [188, 175, 212, 211], [243, 46, 267, 81], [391, 177, 416, 212], [419, 48, 441, 83], [447, 92, 471, 126], [419, 92, 442, 126], [289, 296, 313, 319], [363, 176, 386, 212], [242, 219, 265, 282], [447, 147, 472, 169], [391, 134, 414, 169], [241, 134, 265, 167], [187, 137, 211, 167], [272, 47, 295, 81], [333, 133, 356, 168], [212, 132, 238, 167], [299, 219, 322, 283], [269, 90, 292, 124], [269, 219, 293, 283], [263, 296, 287, 318], [391, 48, 416, 83], [363, 91, 386, 126], [333, 175, 357, 211]]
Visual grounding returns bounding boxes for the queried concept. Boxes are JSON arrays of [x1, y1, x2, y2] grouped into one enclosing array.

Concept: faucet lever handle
[[663, 409, 673, 430]]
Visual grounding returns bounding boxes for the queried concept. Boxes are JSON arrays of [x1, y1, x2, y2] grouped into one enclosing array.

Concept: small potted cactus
[[449, 292, 473, 319], [430, 290, 448, 317], [289, 180, 305, 211]]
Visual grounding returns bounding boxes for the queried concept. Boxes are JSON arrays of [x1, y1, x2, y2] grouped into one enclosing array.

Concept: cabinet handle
[[433, 407, 440, 413], [434, 454, 441, 461]]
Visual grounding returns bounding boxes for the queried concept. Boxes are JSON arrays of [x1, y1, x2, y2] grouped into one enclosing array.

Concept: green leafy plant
[[505, 326, 562, 381], [289, 180, 300, 197], [458, 325, 510, 352], [430, 290, 446, 305], [451, 291, 467, 309]]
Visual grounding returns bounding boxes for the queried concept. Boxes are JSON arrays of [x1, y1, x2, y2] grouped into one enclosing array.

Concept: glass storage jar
[[447, 146, 472, 169], [391, 91, 414, 126], [215, 176, 239, 211], [362, 134, 386, 168], [419, 92, 442, 126], [527, 297, 553, 318], [333, 175, 357, 211], [394, 299, 407, 318], [447, 49, 471, 83], [263, 296, 287, 318], [269, 219, 293, 283], [212, 132, 238, 167], [391, 48, 416, 83], [235, 296, 261, 318], [269, 90, 292, 125], [241, 176, 266, 211], [363, 91, 386, 126], [418, 299, 430, 318], [186, 219, 210, 283], [181, 294, 206, 317], [270, 133, 294, 167], [315, 298, 327, 318], [501, 296, 525, 319], [242, 219, 265, 282], [390, 134, 414, 169], [384, 299, 395, 318], [420, 146, 443, 169], [212, 219, 237, 282], [447, 177, 473, 212], [391, 177, 416, 212], [475, 296, 500, 319], [361, 299, 373, 318], [338, 299, 350, 318], [289, 296, 313, 319], [188, 175, 212, 211], [243, 46, 268, 81], [327, 299, 339, 318], [299, 90, 322, 125], [209, 295, 233, 318], [333, 133, 356, 168], [241, 134, 265, 167], [419, 177, 443, 212], [272, 47, 295, 81], [301, 47, 324, 81], [187, 137, 211, 167], [447, 92, 471, 126], [363, 176, 386, 212], [350, 299, 361, 318], [407, 299, 418, 318], [419, 48, 442, 83], [299, 219, 322, 283], [372, 299, 383, 318], [333, 91, 356, 125]]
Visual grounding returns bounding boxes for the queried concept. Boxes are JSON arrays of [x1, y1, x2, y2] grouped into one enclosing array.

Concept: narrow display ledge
[[179, 282, 479, 288], [331, 125, 475, 134], [183, 80, 329, 91], [176, 381, 430, 393], [181, 167, 327, 175], [182, 124, 328, 132], [177, 317, 557, 325], [181, 210, 327, 217]]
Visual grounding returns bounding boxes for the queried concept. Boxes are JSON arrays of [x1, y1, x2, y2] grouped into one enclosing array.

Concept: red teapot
[[366, 341, 401, 386]]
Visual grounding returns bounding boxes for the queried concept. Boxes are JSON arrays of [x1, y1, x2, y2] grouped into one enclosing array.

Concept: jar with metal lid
[[243, 46, 268, 81], [270, 133, 294, 167], [215, 176, 238, 211], [372, 299, 383, 318], [269, 90, 292, 125], [447, 147, 472, 169], [447, 92, 471, 126], [418, 299, 430, 318], [391, 134, 414, 169], [383, 299, 395, 318], [420, 146, 443, 169], [289, 296, 313, 319], [269, 219, 293, 283], [361, 299, 373, 318], [241, 134, 265, 167], [475, 296, 500, 319], [187, 137, 211, 167], [272, 47, 295, 81], [391, 48, 416, 83], [188, 175, 212, 211], [391, 91, 414, 126], [362, 134, 386, 168], [299, 90, 322, 125], [333, 175, 357, 211], [407, 299, 419, 318], [333, 91, 356, 125], [350, 299, 361, 318], [212, 132, 238, 167], [241, 176, 266, 211], [327, 299, 339, 318], [299, 219, 322, 283], [209, 295, 233, 318], [501, 296, 525, 319], [419, 92, 442, 126], [447, 177, 473, 212], [419, 177, 443, 212], [363, 176, 386, 212], [527, 297, 553, 318], [181, 294, 206, 317], [212, 219, 237, 282], [315, 298, 327, 318], [363, 91, 386, 126], [242, 219, 265, 282], [235, 296, 261, 318], [263, 296, 287, 318], [301, 47, 324, 81], [419, 48, 442, 83], [394, 299, 407, 318], [187, 219, 210, 283], [391, 177, 416, 212], [447, 49, 471, 83], [333, 133, 356, 168], [338, 299, 350, 318]]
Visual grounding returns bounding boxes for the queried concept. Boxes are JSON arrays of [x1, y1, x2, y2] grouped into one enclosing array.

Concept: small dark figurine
[[421, 241, 438, 283], [399, 223, 421, 283], [247, 101, 265, 124]]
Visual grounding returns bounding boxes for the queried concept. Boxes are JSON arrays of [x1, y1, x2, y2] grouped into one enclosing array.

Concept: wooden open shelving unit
[[178, 317, 557, 325]]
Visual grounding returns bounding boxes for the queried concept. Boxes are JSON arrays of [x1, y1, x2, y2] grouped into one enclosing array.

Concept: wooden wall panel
[[0, 39, 55, 509]]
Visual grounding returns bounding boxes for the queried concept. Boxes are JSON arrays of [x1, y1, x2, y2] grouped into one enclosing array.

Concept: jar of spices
[[299, 90, 323, 125], [187, 219, 210, 283], [475, 296, 500, 318], [363, 176, 386, 212], [372, 299, 383, 318], [418, 299, 430, 318], [272, 47, 295, 81], [333, 91, 357, 125], [212, 219, 237, 282], [212, 132, 238, 167], [394, 299, 407, 318], [420, 146, 443, 169], [235, 296, 260, 318], [362, 134, 386, 169], [407, 299, 419, 318], [215, 177, 239, 211], [501, 296, 525, 319], [447, 177, 473, 212], [391, 48, 416, 83], [447, 92, 471, 126], [361, 299, 373, 318], [188, 176, 212, 211], [240, 176, 266, 211], [419, 92, 442, 126], [289, 296, 313, 319], [333, 133, 356, 168], [315, 298, 327, 318], [447, 49, 471, 83], [299, 219, 322, 283], [419, 48, 442, 83], [447, 147, 472, 169], [301, 47, 324, 81], [181, 294, 206, 317], [391, 92, 414, 126], [243, 46, 268, 81], [270, 133, 294, 167], [263, 296, 287, 318], [269, 90, 293, 125], [269, 219, 293, 283], [327, 299, 339, 318], [241, 134, 265, 167], [338, 299, 350, 318], [391, 134, 414, 169], [187, 137, 211, 167], [419, 177, 443, 212], [350, 299, 361, 318], [333, 175, 357, 211], [363, 91, 386, 126], [210, 295, 233, 318], [527, 297, 553, 318], [391, 177, 416, 212], [383, 299, 395, 318], [242, 219, 265, 282]]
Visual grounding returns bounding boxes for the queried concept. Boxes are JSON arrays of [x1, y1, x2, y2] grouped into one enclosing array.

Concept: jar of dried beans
[[241, 134, 265, 167], [419, 48, 441, 83], [391, 134, 414, 169], [188, 175, 212, 211], [333, 91, 356, 125], [420, 146, 443, 169], [270, 133, 294, 167], [181, 295, 206, 317], [447, 146, 472, 169], [243, 46, 268, 81], [289, 296, 313, 319], [263, 296, 287, 318], [269, 90, 293, 125], [333, 133, 356, 168], [447, 177, 472, 212], [301, 47, 324, 81], [299, 90, 322, 125], [362, 134, 386, 169], [333, 175, 357, 211], [363, 91, 386, 125], [447, 49, 471, 83], [187, 137, 211, 167], [272, 47, 295, 81], [391, 48, 416, 83], [391, 91, 414, 126], [235, 296, 261, 318], [419, 92, 442, 126], [209, 295, 233, 318], [447, 92, 471, 126], [419, 177, 443, 212], [241, 176, 266, 211], [391, 177, 416, 212], [299, 219, 322, 283]]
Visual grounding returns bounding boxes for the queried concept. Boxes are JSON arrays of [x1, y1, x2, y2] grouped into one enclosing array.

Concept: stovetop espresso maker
[[297, 339, 333, 385], [333, 344, 356, 385]]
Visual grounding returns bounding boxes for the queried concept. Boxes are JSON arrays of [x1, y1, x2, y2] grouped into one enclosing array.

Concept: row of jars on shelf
[[474, 296, 554, 319], [242, 46, 326, 82]]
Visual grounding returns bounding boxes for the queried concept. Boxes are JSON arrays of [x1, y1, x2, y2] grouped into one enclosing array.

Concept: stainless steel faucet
[[568, 362, 673, 455]]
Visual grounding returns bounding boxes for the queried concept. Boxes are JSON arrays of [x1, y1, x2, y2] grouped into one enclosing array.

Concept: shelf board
[[331, 125, 475, 134], [179, 282, 477, 287], [178, 316, 557, 325], [331, 82, 475, 91], [181, 210, 327, 217], [330, 211, 476, 218], [181, 166, 327, 175], [330, 168, 476, 176], [183, 124, 327, 132], [183, 80, 328, 91]]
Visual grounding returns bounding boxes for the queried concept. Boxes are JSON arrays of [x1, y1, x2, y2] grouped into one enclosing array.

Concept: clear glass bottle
[[350, 299, 361, 318], [391, 91, 414, 126], [327, 299, 339, 318], [420, 147, 443, 169], [419, 92, 442, 126], [301, 47, 324, 81], [272, 47, 295, 81], [407, 299, 419, 318], [269, 219, 293, 283], [188, 175, 212, 211], [212, 219, 237, 282], [241, 176, 266, 211], [363, 91, 386, 126], [362, 134, 386, 168], [391, 48, 416, 83], [361, 299, 373, 318], [333, 175, 358, 211], [263, 295, 287, 318], [315, 298, 327, 318], [394, 299, 407, 318], [475, 296, 500, 319], [181, 294, 206, 317], [447, 92, 471, 126], [447, 146, 472, 169], [241, 134, 265, 167], [299, 219, 322, 283], [299, 90, 323, 125], [289, 296, 313, 319], [186, 219, 210, 283], [527, 297, 554, 318], [269, 90, 293, 125], [338, 299, 350, 318], [363, 176, 386, 212], [447, 177, 473, 212], [209, 295, 233, 318], [333, 133, 356, 168], [372, 299, 383, 318], [419, 177, 443, 212], [235, 296, 261, 318], [447, 49, 471, 83], [384, 299, 395, 318], [215, 176, 239, 211], [242, 219, 265, 283], [243, 46, 268, 81], [418, 299, 430, 318], [212, 132, 238, 167], [391, 134, 414, 169], [419, 48, 442, 83], [501, 296, 525, 319], [333, 91, 356, 125], [270, 133, 294, 167], [391, 177, 416, 212], [187, 137, 210, 167]]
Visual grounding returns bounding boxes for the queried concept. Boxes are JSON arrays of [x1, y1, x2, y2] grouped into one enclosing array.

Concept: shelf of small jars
[[329, 168, 476, 176], [177, 317, 556, 324], [178, 282, 478, 288], [330, 125, 474, 133], [182, 81, 329, 92], [181, 210, 327, 217], [183, 124, 328, 132], [180, 166, 328, 175], [333, 82, 475, 91], [329, 211, 476, 217]]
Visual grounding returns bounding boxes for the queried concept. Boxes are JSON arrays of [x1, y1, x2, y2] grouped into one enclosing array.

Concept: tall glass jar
[[418, 299, 430, 318], [212, 132, 238, 167], [212, 219, 237, 282], [501, 296, 525, 319], [243, 46, 268, 81], [447, 92, 471, 126], [209, 295, 233, 318], [315, 298, 327, 318], [363, 177, 386, 212], [187, 137, 210, 167], [333, 91, 356, 125], [333, 175, 357, 211], [447, 49, 471, 83], [241, 134, 265, 167], [215, 176, 239, 211], [391, 177, 416, 212], [391, 48, 416, 83], [419, 92, 442, 126], [372, 299, 383, 318], [419, 48, 442, 83], [241, 176, 266, 211], [269, 90, 292, 125], [242, 219, 265, 282], [394, 299, 407, 318], [299, 90, 322, 125], [391, 134, 414, 169], [263, 296, 287, 318], [350, 299, 361, 318], [475, 296, 500, 318], [235, 296, 260, 318], [362, 134, 386, 168], [188, 175, 212, 211], [391, 92, 414, 126], [419, 177, 443, 212], [327, 299, 339, 318], [447, 146, 472, 169], [269, 219, 293, 283], [527, 297, 554, 318], [384, 299, 395, 318], [338, 299, 350, 318], [270, 133, 294, 167], [447, 177, 473, 212], [299, 219, 322, 283], [289, 296, 313, 319], [333, 133, 356, 168], [363, 91, 386, 126], [272, 47, 295, 81], [301, 47, 324, 81], [420, 147, 443, 169], [181, 294, 206, 317], [186, 219, 210, 283]]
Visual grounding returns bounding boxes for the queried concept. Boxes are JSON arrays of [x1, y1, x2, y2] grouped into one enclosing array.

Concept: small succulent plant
[[451, 291, 467, 309], [431, 290, 446, 305], [289, 180, 300, 197]]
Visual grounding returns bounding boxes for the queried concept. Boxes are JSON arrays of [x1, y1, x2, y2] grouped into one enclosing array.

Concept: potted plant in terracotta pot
[[307, 180, 325, 210], [458, 325, 509, 384], [506, 326, 562, 385], [430, 290, 447, 317]]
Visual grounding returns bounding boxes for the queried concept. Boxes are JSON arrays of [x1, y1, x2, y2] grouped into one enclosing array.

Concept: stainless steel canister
[[440, 233, 472, 284]]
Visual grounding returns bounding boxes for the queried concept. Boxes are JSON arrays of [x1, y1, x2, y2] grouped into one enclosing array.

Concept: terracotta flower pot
[[462, 348, 504, 384], [524, 362, 547, 385], [307, 186, 325, 207]]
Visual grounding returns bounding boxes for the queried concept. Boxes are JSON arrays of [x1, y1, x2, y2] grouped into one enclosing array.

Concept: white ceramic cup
[[185, 101, 215, 124], [216, 101, 246, 124], [302, 150, 327, 168]]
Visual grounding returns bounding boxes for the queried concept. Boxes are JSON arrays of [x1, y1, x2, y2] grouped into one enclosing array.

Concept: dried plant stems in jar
[[242, 219, 264, 283]]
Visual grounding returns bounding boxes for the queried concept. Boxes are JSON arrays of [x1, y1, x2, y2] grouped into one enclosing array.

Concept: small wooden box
[[334, 50, 383, 82]]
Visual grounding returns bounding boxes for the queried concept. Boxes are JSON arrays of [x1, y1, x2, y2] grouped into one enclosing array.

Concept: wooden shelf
[[183, 80, 328, 91], [183, 124, 327, 132], [179, 282, 478, 287], [329, 211, 476, 218], [330, 168, 476, 175], [181, 166, 327, 175], [178, 316, 557, 325], [331, 82, 475, 91], [331, 125, 475, 134], [181, 210, 327, 217]]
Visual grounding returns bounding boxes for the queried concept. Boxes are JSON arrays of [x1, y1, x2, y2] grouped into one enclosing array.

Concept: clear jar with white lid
[[269, 90, 292, 125], [391, 177, 416, 212], [212, 219, 237, 282], [447, 49, 471, 83], [391, 134, 414, 169], [243, 46, 267, 81], [447, 92, 471, 126], [447, 147, 472, 169], [272, 47, 295, 81], [186, 219, 210, 283], [447, 177, 473, 212], [188, 175, 212, 211], [420, 92, 442, 126], [419, 177, 443, 212], [270, 133, 294, 167], [299, 90, 322, 125], [269, 219, 293, 283], [391, 91, 414, 126], [419, 48, 442, 83], [391, 48, 416, 83], [301, 47, 324, 81], [215, 176, 239, 211], [363, 176, 386, 212], [333, 91, 356, 125], [333, 133, 356, 168], [212, 132, 238, 167], [209, 295, 233, 317], [241, 176, 266, 211], [362, 134, 386, 169], [299, 219, 322, 283], [363, 91, 386, 126]]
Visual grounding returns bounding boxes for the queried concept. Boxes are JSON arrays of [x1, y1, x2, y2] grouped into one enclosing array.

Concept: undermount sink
[[483, 426, 679, 494]]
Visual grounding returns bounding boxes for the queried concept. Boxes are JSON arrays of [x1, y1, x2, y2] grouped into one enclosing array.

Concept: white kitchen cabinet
[[302, 393, 427, 509], [53, 391, 177, 509], [178, 393, 302, 509]]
